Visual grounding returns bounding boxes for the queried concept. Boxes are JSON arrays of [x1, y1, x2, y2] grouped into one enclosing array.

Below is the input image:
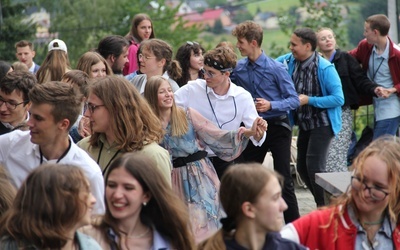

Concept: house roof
[[202, 8, 224, 20]]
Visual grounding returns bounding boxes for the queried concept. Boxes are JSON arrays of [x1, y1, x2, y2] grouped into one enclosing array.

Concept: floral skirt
[[171, 157, 223, 243]]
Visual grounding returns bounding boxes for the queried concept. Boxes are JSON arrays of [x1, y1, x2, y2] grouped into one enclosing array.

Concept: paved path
[[295, 185, 316, 216]]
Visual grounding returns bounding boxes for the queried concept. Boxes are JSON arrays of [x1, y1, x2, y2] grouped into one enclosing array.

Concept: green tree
[[276, 0, 346, 57], [347, 0, 387, 47], [35, 0, 201, 66], [212, 19, 224, 34], [0, 0, 36, 62]]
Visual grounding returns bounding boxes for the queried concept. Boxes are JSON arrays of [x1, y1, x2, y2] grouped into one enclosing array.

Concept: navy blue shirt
[[224, 232, 307, 250], [231, 52, 299, 119]]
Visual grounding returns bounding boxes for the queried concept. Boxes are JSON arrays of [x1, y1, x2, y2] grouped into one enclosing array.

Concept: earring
[[143, 202, 147, 206]]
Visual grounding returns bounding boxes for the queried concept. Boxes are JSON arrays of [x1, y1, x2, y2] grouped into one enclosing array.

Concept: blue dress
[[161, 108, 249, 243]]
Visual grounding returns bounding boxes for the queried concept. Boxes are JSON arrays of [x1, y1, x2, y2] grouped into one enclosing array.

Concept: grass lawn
[[247, 0, 300, 15]]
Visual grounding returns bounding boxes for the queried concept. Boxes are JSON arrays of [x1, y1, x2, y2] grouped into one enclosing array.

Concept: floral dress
[[160, 108, 249, 243]]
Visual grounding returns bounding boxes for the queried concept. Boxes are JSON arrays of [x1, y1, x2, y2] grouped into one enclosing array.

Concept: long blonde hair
[[144, 75, 188, 137]]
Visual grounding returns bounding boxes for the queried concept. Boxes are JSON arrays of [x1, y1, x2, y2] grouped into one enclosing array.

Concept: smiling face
[[0, 90, 30, 127], [289, 33, 312, 61], [352, 155, 390, 216], [27, 103, 62, 146], [236, 37, 253, 57], [106, 167, 150, 221], [251, 176, 288, 233], [317, 29, 336, 53], [157, 80, 173, 110], [90, 61, 107, 78], [137, 20, 152, 41], [189, 50, 204, 72]]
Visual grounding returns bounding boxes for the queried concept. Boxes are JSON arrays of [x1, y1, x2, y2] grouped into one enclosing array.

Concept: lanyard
[[370, 56, 384, 81], [39, 139, 71, 164], [97, 142, 121, 175], [206, 86, 237, 129]]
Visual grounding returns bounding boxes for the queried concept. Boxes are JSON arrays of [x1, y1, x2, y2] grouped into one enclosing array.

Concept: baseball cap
[[48, 39, 67, 53]]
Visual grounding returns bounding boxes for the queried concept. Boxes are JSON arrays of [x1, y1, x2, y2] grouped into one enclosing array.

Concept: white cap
[[48, 39, 67, 53]]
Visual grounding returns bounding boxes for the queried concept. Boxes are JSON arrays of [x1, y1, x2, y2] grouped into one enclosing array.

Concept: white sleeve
[[174, 86, 189, 108], [280, 223, 301, 244], [89, 171, 105, 215]]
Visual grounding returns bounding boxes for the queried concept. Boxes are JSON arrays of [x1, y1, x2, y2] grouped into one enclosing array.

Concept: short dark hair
[[293, 27, 317, 51], [366, 14, 390, 36], [97, 35, 129, 59], [0, 71, 37, 102], [15, 40, 34, 50]]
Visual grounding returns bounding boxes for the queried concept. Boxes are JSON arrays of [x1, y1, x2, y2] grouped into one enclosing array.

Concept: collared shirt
[[369, 38, 400, 121], [348, 204, 394, 250], [174, 78, 266, 154], [231, 51, 300, 119], [0, 130, 105, 214], [28, 62, 36, 73], [1, 111, 30, 130]]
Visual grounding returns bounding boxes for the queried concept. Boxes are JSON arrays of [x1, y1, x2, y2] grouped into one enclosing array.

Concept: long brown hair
[[140, 39, 182, 80], [144, 75, 188, 137], [97, 152, 195, 249], [36, 50, 71, 83], [125, 13, 155, 43], [76, 51, 113, 78], [88, 75, 163, 151], [0, 164, 90, 248], [199, 163, 282, 250]]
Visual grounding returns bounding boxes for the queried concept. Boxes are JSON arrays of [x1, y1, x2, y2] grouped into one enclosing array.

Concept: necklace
[[363, 218, 384, 226], [126, 227, 150, 239]]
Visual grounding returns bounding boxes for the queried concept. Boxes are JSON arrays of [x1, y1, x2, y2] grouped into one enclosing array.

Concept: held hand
[[242, 117, 267, 138], [299, 94, 309, 106], [255, 98, 271, 112], [375, 87, 396, 98]]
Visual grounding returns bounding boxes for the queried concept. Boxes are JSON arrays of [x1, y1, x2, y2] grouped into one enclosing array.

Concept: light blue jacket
[[276, 53, 344, 135]]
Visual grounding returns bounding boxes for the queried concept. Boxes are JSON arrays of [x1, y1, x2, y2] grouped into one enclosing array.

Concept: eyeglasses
[[84, 102, 105, 113], [138, 53, 156, 61], [351, 176, 390, 201], [319, 34, 334, 42], [0, 99, 28, 110], [200, 68, 232, 79], [186, 41, 199, 46]]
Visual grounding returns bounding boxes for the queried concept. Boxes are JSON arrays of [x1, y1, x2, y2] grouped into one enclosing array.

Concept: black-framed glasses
[[0, 99, 28, 110], [186, 41, 199, 46], [351, 176, 390, 201], [84, 102, 105, 113], [138, 53, 156, 61]]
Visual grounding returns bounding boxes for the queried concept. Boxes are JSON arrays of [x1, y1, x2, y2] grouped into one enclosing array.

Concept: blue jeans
[[373, 116, 400, 140]]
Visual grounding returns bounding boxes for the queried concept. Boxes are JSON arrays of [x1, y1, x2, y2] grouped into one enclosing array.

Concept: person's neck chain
[[126, 227, 150, 239], [39, 139, 71, 164], [363, 218, 384, 226]]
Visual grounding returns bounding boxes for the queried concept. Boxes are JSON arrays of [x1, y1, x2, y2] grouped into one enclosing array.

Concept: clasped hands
[[239, 117, 268, 140]]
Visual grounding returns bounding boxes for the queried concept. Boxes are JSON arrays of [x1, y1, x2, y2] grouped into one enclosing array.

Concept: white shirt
[[174, 79, 265, 156], [0, 130, 105, 214]]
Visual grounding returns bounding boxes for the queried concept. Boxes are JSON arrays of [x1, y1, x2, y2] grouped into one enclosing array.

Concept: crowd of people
[[0, 12, 398, 250]]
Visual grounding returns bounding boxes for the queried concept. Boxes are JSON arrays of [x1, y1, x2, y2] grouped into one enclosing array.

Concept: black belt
[[264, 114, 291, 131], [172, 151, 208, 168]]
